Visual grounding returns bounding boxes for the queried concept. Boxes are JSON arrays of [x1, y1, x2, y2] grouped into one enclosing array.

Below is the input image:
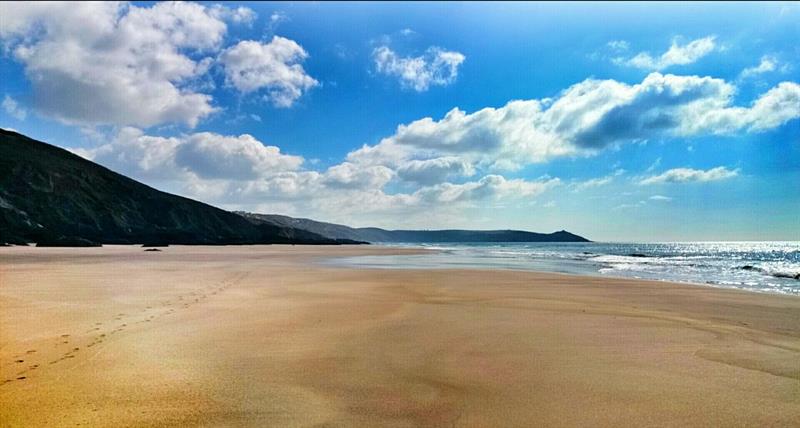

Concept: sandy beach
[[1, 245, 799, 427]]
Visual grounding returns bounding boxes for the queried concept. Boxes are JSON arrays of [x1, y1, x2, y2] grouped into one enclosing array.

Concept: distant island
[[0, 129, 589, 246]]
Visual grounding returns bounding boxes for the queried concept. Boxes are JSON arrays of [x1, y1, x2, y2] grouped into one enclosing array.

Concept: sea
[[325, 241, 800, 295]]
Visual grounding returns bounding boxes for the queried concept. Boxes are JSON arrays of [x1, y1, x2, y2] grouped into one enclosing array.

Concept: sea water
[[325, 241, 800, 295]]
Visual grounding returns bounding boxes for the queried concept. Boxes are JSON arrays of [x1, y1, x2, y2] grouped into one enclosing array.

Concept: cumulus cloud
[[174, 133, 304, 180], [619, 36, 716, 71], [373, 45, 465, 91], [2, 95, 26, 120], [679, 81, 800, 133], [220, 37, 318, 107], [416, 175, 559, 204], [321, 162, 394, 189], [81, 128, 558, 225], [0, 1, 240, 127], [349, 73, 800, 171], [639, 166, 739, 185], [396, 157, 475, 185], [88, 127, 303, 181], [209, 4, 256, 25], [740, 56, 778, 79]]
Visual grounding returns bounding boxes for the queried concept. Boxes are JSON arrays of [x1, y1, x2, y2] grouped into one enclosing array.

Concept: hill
[[240, 213, 590, 243], [0, 129, 359, 246]]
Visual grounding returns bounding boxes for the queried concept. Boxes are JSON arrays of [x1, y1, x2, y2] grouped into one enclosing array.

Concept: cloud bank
[[347, 73, 800, 171]]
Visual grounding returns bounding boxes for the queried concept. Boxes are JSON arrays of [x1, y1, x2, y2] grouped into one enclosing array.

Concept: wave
[[738, 265, 800, 280], [375, 242, 800, 294]]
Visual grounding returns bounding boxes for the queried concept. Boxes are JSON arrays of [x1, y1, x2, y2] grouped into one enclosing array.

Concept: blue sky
[[1, 1, 798, 241]]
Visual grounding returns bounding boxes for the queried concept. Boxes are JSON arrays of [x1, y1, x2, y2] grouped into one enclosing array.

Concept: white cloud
[[396, 157, 475, 185], [175, 133, 304, 180], [646, 157, 662, 172], [0, 1, 238, 128], [639, 166, 739, 185], [209, 4, 256, 25], [266, 11, 289, 35], [680, 81, 800, 134], [2, 95, 26, 120], [81, 127, 561, 226], [572, 169, 625, 191], [620, 36, 716, 71], [649, 195, 673, 201], [321, 162, 394, 189], [220, 37, 319, 107], [416, 175, 559, 204], [90, 127, 183, 179], [740, 56, 778, 79], [74, 70, 789, 223], [572, 176, 613, 191], [87, 127, 303, 181], [350, 73, 800, 171], [373, 45, 465, 91], [607, 40, 630, 51]]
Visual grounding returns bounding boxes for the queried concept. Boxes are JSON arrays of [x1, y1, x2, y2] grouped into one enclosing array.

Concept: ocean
[[325, 241, 800, 295]]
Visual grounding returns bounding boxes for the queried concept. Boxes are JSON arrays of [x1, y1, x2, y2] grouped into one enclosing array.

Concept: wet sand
[[1, 245, 799, 427]]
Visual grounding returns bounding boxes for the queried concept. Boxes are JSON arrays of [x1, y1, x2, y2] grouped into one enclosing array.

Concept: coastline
[[2, 245, 799, 426], [322, 242, 800, 296]]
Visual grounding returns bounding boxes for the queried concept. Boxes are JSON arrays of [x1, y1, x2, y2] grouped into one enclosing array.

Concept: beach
[[1, 245, 799, 427]]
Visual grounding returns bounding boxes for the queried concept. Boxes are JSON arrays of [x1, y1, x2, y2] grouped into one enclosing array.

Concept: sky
[[1, 1, 798, 242]]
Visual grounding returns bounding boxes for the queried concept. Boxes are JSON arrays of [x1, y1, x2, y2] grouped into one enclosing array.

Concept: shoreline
[[2, 245, 799, 426], [319, 244, 800, 298]]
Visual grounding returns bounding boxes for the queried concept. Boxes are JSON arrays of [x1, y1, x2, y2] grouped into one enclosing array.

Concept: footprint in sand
[[26, 350, 36, 354], [15, 359, 24, 363], [16, 376, 26, 380]]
